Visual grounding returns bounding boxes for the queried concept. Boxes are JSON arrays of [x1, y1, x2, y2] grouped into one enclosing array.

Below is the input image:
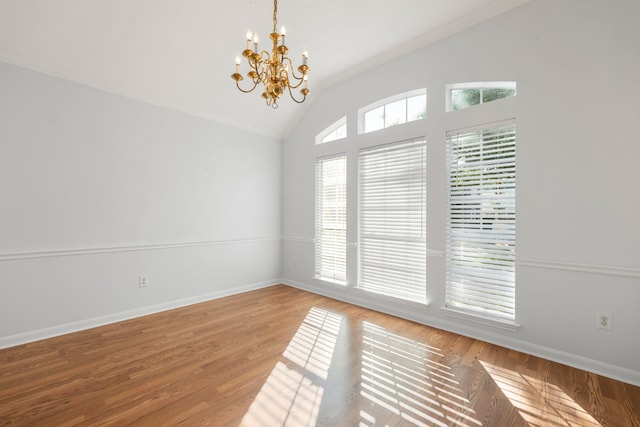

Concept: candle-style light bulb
[[246, 30, 252, 50], [253, 33, 259, 52], [280, 26, 286, 46], [302, 50, 309, 65], [235, 55, 241, 72]]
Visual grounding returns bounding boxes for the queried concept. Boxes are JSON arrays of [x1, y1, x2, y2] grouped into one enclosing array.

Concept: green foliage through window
[[449, 83, 516, 111], [446, 121, 516, 320]]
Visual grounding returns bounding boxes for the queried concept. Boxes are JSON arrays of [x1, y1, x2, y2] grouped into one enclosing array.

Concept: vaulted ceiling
[[0, 0, 528, 139]]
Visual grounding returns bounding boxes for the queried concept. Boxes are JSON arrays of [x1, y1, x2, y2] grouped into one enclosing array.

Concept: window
[[358, 139, 427, 304], [358, 89, 427, 134], [316, 116, 347, 144], [445, 120, 516, 320], [315, 155, 347, 284], [447, 82, 516, 112]]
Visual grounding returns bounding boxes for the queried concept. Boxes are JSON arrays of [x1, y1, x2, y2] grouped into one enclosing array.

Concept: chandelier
[[231, 0, 310, 108]]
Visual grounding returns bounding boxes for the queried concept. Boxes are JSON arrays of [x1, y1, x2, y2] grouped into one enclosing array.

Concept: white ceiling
[[0, 0, 528, 139]]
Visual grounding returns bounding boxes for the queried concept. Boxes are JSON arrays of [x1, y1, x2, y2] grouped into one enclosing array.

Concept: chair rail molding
[[0, 236, 281, 262], [517, 258, 640, 278]]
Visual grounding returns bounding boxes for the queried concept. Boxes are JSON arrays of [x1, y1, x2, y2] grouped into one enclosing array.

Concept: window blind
[[445, 121, 516, 319], [358, 139, 426, 303], [315, 155, 347, 284]]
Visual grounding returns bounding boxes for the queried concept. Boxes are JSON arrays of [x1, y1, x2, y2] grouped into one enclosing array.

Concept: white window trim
[[315, 154, 348, 285], [357, 88, 427, 135], [315, 116, 347, 145], [441, 306, 520, 332], [445, 119, 516, 322], [357, 138, 427, 304], [445, 81, 516, 112]]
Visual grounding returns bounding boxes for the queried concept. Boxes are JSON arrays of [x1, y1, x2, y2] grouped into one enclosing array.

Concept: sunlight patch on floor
[[241, 307, 342, 427], [241, 361, 324, 427], [283, 307, 342, 381], [359, 322, 482, 427], [480, 361, 602, 427]]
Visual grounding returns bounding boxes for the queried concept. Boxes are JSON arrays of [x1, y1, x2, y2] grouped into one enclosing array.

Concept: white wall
[[281, 0, 640, 385], [0, 61, 282, 346]]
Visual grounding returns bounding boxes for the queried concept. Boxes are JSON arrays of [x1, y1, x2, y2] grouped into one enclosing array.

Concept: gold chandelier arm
[[287, 77, 304, 90], [286, 83, 307, 104], [246, 51, 271, 82], [235, 79, 260, 94], [247, 51, 266, 70], [282, 57, 306, 82]]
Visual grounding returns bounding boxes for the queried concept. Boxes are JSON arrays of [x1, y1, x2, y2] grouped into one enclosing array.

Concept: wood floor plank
[[1, 285, 638, 426]]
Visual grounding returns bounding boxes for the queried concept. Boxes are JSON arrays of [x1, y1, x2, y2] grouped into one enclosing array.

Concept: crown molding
[[282, 0, 531, 140], [0, 52, 280, 140], [1, 0, 530, 142], [319, 0, 531, 91]]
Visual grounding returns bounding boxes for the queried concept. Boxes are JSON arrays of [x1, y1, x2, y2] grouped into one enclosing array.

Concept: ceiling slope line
[[317, 0, 531, 95], [0, 51, 281, 140], [282, 0, 530, 139]]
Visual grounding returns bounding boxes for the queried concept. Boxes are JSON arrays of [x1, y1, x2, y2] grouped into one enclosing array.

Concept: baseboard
[[0, 279, 279, 350], [282, 278, 640, 387]]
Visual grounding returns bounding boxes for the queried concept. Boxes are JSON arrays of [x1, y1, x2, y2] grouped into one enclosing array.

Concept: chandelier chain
[[273, 0, 278, 33]]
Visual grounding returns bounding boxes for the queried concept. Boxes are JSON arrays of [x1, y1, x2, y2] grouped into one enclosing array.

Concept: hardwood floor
[[1, 285, 639, 426]]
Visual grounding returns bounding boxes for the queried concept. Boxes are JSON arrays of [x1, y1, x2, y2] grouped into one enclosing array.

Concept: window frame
[[357, 89, 427, 135], [314, 154, 348, 285], [444, 119, 517, 322], [316, 116, 347, 145], [446, 82, 516, 112], [357, 138, 427, 304]]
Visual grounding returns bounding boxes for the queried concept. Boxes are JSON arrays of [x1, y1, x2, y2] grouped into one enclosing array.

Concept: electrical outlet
[[138, 275, 149, 288], [596, 312, 612, 330]]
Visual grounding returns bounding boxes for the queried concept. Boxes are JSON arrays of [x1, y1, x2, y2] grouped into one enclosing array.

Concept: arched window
[[316, 116, 347, 144], [358, 89, 427, 134]]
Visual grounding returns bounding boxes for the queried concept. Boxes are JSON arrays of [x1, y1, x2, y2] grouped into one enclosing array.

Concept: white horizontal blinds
[[358, 139, 427, 303], [315, 155, 347, 284], [446, 121, 516, 319]]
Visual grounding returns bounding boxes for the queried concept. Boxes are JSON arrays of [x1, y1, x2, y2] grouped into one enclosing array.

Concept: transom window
[[358, 89, 427, 134], [446, 82, 516, 112]]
